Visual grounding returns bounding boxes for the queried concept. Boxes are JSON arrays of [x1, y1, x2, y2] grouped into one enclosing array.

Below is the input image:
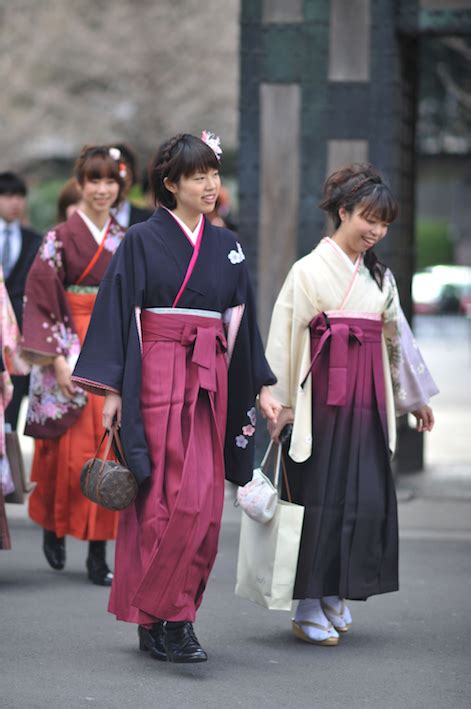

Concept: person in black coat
[[111, 143, 153, 228], [0, 172, 42, 429]]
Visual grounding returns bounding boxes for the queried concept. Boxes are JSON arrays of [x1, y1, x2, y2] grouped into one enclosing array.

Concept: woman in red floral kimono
[[73, 133, 281, 662], [21, 145, 126, 584]]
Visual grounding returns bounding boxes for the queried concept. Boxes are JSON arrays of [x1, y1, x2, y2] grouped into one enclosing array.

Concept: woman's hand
[[268, 406, 294, 443], [411, 405, 435, 433], [103, 392, 122, 429], [53, 355, 76, 399], [258, 386, 283, 425]]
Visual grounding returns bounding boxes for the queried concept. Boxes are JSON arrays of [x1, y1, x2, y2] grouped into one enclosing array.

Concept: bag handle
[[273, 442, 293, 503], [259, 439, 274, 471], [89, 425, 125, 468], [112, 427, 128, 467]]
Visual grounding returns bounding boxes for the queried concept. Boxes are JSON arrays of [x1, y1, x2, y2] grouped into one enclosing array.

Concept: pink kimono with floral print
[[0, 268, 30, 549]]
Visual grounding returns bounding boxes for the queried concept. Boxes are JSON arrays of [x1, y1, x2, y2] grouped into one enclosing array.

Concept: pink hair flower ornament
[[201, 130, 222, 161]]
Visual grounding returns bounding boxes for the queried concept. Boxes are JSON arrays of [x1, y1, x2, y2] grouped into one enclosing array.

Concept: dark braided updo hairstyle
[[151, 134, 220, 210], [319, 163, 398, 289]]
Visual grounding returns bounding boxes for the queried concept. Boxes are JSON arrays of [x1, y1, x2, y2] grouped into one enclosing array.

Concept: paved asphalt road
[[1, 315, 470, 708], [2, 496, 470, 709]]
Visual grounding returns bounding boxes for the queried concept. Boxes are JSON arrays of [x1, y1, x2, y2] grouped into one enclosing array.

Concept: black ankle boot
[[86, 541, 113, 586], [43, 529, 66, 570], [163, 622, 208, 663], [138, 623, 167, 661]]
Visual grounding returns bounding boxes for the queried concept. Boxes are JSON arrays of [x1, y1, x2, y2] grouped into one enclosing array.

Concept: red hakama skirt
[[28, 292, 119, 541], [108, 311, 228, 624]]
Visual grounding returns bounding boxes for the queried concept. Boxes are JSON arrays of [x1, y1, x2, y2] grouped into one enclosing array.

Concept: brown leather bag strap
[[280, 450, 293, 504], [90, 428, 114, 466], [112, 428, 128, 466]]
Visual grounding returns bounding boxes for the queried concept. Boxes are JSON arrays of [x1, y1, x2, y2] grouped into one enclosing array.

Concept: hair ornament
[[108, 147, 127, 178], [109, 147, 121, 161], [348, 176, 372, 197], [201, 130, 222, 161]]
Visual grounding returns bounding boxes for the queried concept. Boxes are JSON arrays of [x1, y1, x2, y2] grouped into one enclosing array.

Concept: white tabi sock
[[294, 599, 339, 642], [321, 595, 352, 630]]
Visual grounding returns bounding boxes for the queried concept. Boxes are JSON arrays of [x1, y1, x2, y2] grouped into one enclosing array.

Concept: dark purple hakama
[[285, 313, 399, 601]]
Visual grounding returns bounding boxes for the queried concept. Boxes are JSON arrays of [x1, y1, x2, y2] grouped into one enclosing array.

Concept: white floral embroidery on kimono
[[228, 242, 245, 264]]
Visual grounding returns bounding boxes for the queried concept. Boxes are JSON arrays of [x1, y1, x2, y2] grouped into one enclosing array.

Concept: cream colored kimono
[[266, 237, 438, 463]]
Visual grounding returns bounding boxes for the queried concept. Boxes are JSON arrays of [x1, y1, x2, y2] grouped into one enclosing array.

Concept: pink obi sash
[[141, 311, 227, 393], [302, 312, 383, 407]]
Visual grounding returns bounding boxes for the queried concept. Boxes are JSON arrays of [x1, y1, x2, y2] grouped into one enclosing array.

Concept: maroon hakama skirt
[[108, 311, 228, 623], [284, 313, 399, 601]]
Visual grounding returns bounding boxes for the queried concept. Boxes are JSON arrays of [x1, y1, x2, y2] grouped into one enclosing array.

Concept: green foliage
[[28, 179, 65, 233], [415, 219, 454, 270]]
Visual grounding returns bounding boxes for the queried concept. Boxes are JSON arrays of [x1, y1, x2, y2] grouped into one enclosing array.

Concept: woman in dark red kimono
[[21, 145, 126, 584], [73, 133, 281, 663]]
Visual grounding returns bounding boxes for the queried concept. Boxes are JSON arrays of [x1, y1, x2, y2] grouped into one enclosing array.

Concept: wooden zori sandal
[[291, 620, 339, 646], [321, 600, 352, 633]]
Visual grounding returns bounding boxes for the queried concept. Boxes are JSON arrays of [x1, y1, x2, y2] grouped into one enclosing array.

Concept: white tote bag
[[235, 444, 304, 611], [236, 440, 278, 523]]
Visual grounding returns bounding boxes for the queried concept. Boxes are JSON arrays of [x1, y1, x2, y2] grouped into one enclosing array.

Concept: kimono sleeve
[[0, 273, 30, 420], [265, 261, 318, 409], [73, 232, 144, 395], [224, 261, 276, 486], [22, 229, 77, 364], [73, 231, 151, 484], [0, 274, 30, 379], [382, 269, 439, 416]]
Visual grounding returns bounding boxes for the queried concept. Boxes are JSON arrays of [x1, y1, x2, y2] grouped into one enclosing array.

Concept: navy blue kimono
[[73, 207, 275, 486]]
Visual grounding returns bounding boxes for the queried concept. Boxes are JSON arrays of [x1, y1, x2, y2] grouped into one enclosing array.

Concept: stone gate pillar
[[239, 0, 419, 338]]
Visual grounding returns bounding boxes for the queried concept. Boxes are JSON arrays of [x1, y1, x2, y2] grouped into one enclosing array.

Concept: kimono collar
[[323, 237, 361, 272], [77, 209, 112, 245], [163, 208, 203, 246]]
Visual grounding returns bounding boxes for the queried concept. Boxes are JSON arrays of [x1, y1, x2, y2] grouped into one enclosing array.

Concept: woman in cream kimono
[[266, 164, 438, 647]]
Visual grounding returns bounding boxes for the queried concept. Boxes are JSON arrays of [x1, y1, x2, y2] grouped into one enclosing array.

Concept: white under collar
[[165, 208, 202, 245], [77, 209, 111, 245]]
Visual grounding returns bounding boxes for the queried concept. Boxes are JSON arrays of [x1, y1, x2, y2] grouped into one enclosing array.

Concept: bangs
[[170, 138, 219, 180], [82, 155, 120, 183], [358, 186, 398, 224]]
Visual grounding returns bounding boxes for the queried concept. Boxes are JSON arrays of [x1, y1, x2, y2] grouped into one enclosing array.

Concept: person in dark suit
[[111, 143, 153, 228], [0, 172, 42, 429]]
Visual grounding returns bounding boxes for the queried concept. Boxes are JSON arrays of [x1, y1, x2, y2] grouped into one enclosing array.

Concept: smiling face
[[335, 205, 390, 260], [80, 177, 120, 218], [164, 168, 221, 221]]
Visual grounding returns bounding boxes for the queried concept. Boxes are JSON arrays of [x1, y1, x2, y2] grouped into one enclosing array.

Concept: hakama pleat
[[109, 312, 228, 624], [285, 314, 399, 601], [28, 293, 118, 540]]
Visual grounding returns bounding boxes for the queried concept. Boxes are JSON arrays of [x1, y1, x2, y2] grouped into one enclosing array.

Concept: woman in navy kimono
[[73, 133, 281, 663]]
